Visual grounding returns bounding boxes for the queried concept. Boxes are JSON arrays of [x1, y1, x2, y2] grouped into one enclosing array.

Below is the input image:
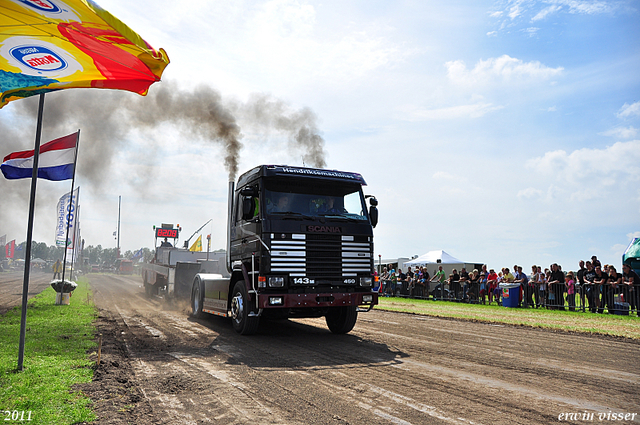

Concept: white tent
[[405, 250, 464, 266], [401, 250, 483, 284]]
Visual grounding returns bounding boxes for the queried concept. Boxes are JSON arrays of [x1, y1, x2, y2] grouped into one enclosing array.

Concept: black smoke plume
[[0, 81, 327, 241], [8, 80, 326, 183], [231, 93, 326, 169]]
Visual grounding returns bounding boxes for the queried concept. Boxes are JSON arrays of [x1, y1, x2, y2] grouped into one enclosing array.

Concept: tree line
[[3, 241, 155, 265]]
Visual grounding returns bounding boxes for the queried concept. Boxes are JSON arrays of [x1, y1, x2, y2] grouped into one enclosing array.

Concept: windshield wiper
[[318, 213, 361, 223], [270, 211, 315, 220]]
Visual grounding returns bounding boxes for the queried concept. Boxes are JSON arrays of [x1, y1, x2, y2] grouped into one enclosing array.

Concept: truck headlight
[[359, 277, 372, 287], [363, 295, 373, 303], [268, 276, 285, 288]]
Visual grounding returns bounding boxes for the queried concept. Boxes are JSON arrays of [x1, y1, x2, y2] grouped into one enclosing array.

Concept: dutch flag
[[1, 132, 77, 181]]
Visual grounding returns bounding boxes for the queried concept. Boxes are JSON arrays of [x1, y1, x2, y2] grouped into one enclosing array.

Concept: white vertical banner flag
[[55, 188, 79, 249], [67, 205, 80, 261]]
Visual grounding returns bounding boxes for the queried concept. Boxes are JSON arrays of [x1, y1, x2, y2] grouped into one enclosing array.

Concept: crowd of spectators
[[377, 255, 640, 316]]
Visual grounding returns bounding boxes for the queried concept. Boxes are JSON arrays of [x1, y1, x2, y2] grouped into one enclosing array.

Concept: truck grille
[[268, 233, 372, 281]]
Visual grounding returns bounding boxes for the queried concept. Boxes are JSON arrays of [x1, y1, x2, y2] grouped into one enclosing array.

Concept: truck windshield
[[264, 181, 368, 221]]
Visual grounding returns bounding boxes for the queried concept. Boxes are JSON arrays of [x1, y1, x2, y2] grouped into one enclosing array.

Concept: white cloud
[[445, 55, 564, 86], [560, 0, 617, 15], [526, 140, 640, 196], [403, 102, 504, 120], [508, 0, 527, 19], [612, 231, 640, 258], [600, 126, 638, 139], [487, 31, 498, 36], [617, 101, 640, 119], [531, 5, 563, 21], [547, 106, 557, 112], [491, 0, 622, 34], [256, 0, 316, 38], [517, 187, 544, 199], [522, 27, 540, 36], [319, 31, 402, 78], [433, 171, 468, 183], [229, 0, 411, 87]]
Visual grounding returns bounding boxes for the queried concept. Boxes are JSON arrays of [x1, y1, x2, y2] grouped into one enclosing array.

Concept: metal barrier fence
[[380, 280, 639, 316]]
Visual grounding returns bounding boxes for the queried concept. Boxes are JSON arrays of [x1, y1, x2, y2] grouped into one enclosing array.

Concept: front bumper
[[258, 291, 378, 309]]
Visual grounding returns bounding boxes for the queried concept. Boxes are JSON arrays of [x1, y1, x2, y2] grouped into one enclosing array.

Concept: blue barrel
[[499, 283, 520, 308]]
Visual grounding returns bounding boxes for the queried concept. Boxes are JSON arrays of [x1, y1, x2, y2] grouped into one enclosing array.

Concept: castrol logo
[[15, 0, 61, 13], [10, 46, 67, 72], [0, 37, 82, 78], [8, 0, 79, 21]]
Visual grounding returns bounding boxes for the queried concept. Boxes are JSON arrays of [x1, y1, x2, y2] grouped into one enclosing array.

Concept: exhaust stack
[[226, 181, 234, 274]]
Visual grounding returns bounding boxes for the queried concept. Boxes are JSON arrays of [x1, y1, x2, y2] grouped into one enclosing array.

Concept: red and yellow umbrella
[[0, 0, 170, 108]]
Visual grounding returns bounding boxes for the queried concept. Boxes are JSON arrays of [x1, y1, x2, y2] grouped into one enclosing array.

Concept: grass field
[[0, 278, 96, 425], [376, 297, 640, 339]]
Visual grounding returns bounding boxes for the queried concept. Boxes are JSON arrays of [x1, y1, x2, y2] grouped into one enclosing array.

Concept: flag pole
[[17, 93, 45, 371], [60, 130, 80, 292]]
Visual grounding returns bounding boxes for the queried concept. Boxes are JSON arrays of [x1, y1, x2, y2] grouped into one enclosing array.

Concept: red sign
[[156, 228, 178, 238]]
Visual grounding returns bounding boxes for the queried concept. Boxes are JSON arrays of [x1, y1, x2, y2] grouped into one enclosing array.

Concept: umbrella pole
[[17, 93, 46, 371]]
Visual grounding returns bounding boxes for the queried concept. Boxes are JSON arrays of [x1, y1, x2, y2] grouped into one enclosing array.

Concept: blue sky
[[1, 0, 638, 271]]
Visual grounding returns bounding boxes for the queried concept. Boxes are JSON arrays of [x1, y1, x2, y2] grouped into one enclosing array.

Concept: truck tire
[[325, 306, 358, 334], [191, 278, 205, 318], [230, 280, 259, 335]]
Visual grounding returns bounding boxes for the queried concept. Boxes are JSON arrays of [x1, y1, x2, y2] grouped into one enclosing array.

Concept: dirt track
[[4, 273, 640, 424], [0, 270, 53, 315]]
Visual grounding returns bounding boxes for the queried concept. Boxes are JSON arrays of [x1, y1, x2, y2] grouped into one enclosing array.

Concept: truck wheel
[[191, 278, 205, 318], [230, 281, 259, 335], [325, 306, 358, 334], [145, 284, 158, 297]]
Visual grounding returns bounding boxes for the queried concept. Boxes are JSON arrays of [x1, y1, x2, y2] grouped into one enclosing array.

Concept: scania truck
[[144, 165, 379, 335]]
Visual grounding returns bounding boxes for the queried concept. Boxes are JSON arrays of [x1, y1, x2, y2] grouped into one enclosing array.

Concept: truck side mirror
[[369, 205, 378, 228], [367, 196, 378, 227], [242, 196, 255, 220], [241, 186, 257, 197]]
